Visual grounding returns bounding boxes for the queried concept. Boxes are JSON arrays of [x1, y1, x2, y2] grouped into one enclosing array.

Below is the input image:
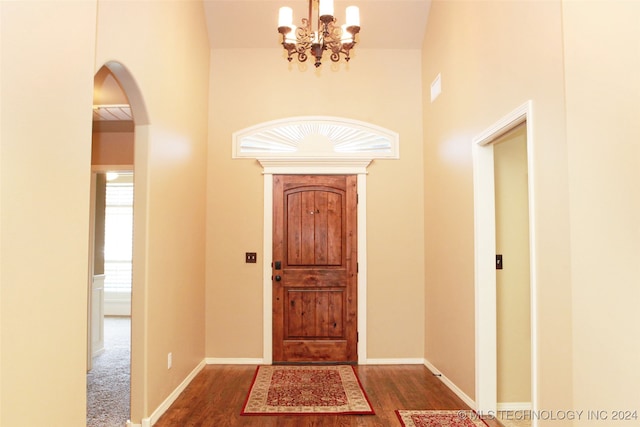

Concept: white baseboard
[[364, 358, 425, 365], [205, 357, 264, 365], [141, 359, 206, 426], [497, 402, 533, 411], [424, 358, 476, 410]]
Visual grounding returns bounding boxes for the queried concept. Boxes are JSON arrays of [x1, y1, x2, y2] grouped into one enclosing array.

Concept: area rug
[[241, 365, 374, 415], [396, 410, 489, 427]]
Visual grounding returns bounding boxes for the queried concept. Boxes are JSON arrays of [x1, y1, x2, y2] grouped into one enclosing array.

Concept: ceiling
[[93, 66, 134, 131], [203, 0, 432, 50], [93, 0, 432, 127]]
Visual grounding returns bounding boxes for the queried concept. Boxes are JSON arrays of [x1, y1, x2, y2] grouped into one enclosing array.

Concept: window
[[104, 174, 133, 292]]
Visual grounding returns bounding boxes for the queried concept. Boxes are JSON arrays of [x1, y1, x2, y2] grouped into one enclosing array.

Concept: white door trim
[[472, 101, 538, 424]]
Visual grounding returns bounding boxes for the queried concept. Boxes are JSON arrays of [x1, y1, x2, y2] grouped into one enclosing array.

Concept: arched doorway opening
[[87, 61, 149, 426]]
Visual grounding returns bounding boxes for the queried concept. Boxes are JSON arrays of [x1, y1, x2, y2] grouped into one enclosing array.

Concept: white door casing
[[472, 101, 538, 422]]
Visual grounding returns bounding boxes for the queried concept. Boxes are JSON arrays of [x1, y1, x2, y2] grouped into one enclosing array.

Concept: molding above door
[[232, 116, 399, 173]]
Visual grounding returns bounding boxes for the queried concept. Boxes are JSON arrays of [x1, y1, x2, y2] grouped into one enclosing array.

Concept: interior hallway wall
[[562, 1, 640, 424], [1, 1, 210, 425], [0, 2, 97, 425], [94, 0, 210, 421], [421, 0, 573, 418]]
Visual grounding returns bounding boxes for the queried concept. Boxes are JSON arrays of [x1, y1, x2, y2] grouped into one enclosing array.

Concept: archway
[[88, 61, 149, 426]]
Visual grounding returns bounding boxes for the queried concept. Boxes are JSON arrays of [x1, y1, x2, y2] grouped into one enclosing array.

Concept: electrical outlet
[[168, 352, 172, 369]]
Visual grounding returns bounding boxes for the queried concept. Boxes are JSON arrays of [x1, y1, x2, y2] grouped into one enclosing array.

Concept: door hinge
[[357, 262, 359, 273], [357, 332, 359, 342]]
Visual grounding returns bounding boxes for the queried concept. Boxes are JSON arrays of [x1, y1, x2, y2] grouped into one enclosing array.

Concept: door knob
[[274, 275, 282, 281]]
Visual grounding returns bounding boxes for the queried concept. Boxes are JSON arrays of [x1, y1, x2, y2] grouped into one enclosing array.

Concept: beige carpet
[[87, 316, 131, 427]]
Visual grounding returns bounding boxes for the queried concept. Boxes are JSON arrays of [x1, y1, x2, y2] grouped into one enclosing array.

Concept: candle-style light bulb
[[319, 0, 334, 17], [278, 6, 293, 28], [346, 6, 360, 27]]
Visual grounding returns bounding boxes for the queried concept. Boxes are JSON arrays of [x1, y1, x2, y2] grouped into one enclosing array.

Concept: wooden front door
[[272, 175, 358, 363]]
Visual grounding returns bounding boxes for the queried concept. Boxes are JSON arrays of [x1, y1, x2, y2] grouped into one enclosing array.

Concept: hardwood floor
[[154, 364, 503, 427]]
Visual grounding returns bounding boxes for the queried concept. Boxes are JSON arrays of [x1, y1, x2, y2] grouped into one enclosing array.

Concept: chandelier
[[277, 0, 360, 68]]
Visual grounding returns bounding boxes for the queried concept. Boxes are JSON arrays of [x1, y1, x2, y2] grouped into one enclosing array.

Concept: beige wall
[[422, 0, 573, 416], [206, 48, 425, 360], [0, 2, 97, 425], [562, 1, 640, 424], [91, 131, 134, 166], [424, 1, 640, 424], [494, 124, 531, 404], [0, 2, 3, 419], [94, 0, 210, 421], [1, 0, 210, 425]]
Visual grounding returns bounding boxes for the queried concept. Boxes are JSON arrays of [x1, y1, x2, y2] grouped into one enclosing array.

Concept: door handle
[[274, 275, 282, 282]]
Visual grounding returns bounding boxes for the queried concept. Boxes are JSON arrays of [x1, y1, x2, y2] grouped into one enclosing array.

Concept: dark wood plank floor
[[154, 364, 503, 427]]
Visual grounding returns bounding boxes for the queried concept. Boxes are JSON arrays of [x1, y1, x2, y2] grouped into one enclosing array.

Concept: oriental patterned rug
[[241, 365, 375, 416], [396, 410, 490, 427]]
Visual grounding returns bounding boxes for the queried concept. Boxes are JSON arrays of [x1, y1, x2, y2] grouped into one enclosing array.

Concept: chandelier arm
[[295, 25, 312, 56]]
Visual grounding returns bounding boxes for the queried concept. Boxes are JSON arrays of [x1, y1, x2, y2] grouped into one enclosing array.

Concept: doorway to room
[[87, 65, 135, 427], [271, 174, 358, 363], [493, 123, 532, 427], [472, 101, 537, 426], [86, 60, 150, 426]]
